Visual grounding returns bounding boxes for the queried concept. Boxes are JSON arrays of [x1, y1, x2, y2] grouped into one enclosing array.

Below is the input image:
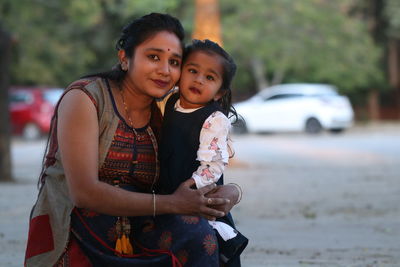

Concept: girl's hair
[[183, 39, 238, 121], [83, 13, 185, 82]]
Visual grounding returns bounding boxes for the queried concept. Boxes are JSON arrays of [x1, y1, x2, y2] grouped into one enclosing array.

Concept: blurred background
[[0, 0, 399, 266]]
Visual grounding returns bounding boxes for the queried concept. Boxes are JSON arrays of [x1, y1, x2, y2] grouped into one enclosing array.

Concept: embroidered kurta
[[25, 77, 219, 267]]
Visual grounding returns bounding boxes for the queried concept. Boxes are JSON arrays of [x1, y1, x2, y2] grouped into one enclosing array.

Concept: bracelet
[[228, 183, 242, 204], [152, 190, 156, 217]]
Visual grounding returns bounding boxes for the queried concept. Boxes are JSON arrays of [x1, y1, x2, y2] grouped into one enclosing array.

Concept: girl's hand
[[204, 184, 239, 214], [171, 178, 229, 220]]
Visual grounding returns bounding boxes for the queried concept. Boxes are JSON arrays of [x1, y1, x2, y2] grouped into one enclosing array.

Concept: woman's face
[[121, 31, 182, 99]]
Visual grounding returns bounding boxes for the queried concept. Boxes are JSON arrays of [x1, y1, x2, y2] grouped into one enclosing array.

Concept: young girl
[[158, 39, 248, 266]]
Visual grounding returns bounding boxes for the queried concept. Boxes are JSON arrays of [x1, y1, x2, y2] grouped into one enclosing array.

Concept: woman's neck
[[120, 79, 153, 112]]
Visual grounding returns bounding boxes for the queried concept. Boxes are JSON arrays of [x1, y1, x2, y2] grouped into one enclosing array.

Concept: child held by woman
[[158, 39, 248, 266]]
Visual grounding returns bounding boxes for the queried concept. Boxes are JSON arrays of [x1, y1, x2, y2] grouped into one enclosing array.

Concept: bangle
[[152, 190, 156, 217], [228, 183, 242, 204]]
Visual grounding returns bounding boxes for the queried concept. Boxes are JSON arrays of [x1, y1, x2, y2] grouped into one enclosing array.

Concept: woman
[[25, 13, 240, 267]]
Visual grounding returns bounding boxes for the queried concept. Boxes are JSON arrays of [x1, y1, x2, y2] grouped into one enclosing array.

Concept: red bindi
[[167, 48, 170, 51]]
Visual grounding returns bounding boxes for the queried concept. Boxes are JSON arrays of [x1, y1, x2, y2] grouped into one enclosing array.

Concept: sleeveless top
[[25, 77, 163, 267], [98, 79, 161, 192]]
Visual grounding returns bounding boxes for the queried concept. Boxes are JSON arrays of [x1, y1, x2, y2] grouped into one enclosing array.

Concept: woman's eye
[[169, 59, 180, 67], [148, 55, 160, 61]]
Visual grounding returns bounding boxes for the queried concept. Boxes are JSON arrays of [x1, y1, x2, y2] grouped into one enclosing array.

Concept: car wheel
[[305, 118, 322, 134], [232, 118, 248, 134], [329, 128, 344, 134], [22, 123, 42, 140]]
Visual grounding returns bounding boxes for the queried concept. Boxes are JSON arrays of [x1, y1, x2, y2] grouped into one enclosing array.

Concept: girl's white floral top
[[174, 99, 233, 189]]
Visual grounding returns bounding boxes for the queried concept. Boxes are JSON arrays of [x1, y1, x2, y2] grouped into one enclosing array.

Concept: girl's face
[[178, 51, 224, 109], [120, 31, 182, 99]]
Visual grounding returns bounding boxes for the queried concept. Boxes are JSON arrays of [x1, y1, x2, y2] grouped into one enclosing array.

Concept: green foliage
[[1, 0, 183, 87], [385, 0, 400, 38], [221, 0, 384, 93], [0, 0, 388, 96]]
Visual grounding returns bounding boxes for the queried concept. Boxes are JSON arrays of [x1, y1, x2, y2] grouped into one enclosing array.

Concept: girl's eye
[[188, 68, 197, 74], [206, 75, 215, 81], [169, 59, 180, 67], [148, 55, 160, 61]]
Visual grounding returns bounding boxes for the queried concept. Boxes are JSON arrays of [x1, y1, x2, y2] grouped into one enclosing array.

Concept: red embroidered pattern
[[180, 215, 200, 224], [203, 234, 217, 256], [158, 231, 172, 250], [99, 120, 157, 192], [176, 250, 189, 265]]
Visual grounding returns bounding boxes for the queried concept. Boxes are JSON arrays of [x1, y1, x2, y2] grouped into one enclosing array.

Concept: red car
[[9, 87, 63, 140]]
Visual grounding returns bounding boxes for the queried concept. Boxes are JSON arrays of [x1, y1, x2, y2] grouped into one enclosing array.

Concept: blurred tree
[[0, 0, 184, 87], [220, 0, 384, 96], [349, 0, 400, 119], [192, 0, 223, 45], [0, 0, 193, 181], [0, 22, 13, 182], [1, 0, 392, 118], [383, 0, 400, 118]]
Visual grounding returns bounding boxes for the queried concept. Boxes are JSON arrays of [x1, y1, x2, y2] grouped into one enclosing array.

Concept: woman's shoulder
[[66, 76, 101, 91], [63, 77, 106, 110]]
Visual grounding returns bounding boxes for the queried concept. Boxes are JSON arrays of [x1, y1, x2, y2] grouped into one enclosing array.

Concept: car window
[[265, 94, 303, 101], [43, 90, 63, 105], [9, 92, 33, 104]]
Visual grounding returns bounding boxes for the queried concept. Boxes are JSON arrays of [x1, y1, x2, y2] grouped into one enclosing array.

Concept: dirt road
[[1, 123, 399, 266]]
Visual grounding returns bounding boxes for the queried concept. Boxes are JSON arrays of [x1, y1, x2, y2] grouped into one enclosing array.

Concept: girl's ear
[[214, 90, 226, 101]]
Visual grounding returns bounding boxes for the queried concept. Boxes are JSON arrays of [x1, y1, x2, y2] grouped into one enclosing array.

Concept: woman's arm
[[58, 89, 227, 219]]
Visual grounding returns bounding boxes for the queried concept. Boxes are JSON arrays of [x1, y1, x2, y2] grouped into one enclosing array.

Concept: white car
[[233, 83, 354, 134]]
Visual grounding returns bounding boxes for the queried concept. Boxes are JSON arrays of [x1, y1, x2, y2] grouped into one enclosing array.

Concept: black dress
[[158, 93, 248, 266]]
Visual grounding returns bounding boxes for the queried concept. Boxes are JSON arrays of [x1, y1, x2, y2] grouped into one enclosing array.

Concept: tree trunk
[[250, 57, 269, 92], [0, 23, 13, 182], [192, 0, 222, 45], [271, 68, 285, 86], [388, 38, 400, 119], [367, 89, 380, 121]]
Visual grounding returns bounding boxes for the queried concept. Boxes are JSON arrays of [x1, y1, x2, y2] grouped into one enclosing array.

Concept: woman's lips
[[152, 79, 169, 88], [189, 87, 201, 94]]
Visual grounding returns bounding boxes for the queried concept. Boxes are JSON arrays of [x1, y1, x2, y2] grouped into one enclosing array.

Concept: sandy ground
[[0, 122, 399, 266]]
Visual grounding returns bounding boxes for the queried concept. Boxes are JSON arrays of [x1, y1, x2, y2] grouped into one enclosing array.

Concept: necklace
[[120, 89, 138, 133], [119, 89, 152, 138], [104, 78, 159, 194], [118, 87, 159, 189]]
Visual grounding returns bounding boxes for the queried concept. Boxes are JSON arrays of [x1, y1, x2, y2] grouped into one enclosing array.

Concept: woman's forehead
[[136, 31, 182, 56]]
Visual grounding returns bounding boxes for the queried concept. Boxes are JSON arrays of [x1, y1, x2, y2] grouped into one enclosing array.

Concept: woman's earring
[[121, 62, 128, 71]]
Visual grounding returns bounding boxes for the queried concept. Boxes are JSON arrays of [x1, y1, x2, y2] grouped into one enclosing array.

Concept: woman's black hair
[[83, 13, 185, 83], [183, 39, 238, 121]]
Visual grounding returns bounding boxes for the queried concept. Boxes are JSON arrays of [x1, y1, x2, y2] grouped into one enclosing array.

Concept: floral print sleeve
[[192, 111, 232, 189]]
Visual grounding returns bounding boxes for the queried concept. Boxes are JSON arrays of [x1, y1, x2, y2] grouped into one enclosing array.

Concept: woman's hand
[[204, 184, 239, 214], [171, 179, 230, 221]]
